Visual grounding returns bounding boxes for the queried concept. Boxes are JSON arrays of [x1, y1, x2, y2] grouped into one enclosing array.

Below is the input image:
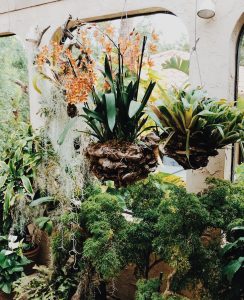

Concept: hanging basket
[[86, 133, 160, 187], [164, 145, 219, 170]]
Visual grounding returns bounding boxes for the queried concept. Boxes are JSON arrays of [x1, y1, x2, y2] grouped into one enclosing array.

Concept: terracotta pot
[[0, 291, 14, 300], [201, 227, 222, 246], [23, 244, 40, 275]]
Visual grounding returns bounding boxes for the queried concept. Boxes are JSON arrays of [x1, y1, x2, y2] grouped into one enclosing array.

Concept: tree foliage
[[0, 36, 29, 152]]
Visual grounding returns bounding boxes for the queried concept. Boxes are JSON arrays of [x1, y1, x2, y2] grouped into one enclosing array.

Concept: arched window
[[233, 25, 244, 177]]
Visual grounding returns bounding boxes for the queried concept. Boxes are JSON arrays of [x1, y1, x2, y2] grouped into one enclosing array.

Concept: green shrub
[[200, 178, 244, 230], [136, 278, 163, 300]]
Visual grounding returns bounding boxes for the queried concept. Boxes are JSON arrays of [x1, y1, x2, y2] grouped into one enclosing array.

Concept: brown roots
[[86, 133, 159, 187], [164, 146, 219, 170]]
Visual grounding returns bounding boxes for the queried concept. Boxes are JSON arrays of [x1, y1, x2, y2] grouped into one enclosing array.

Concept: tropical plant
[[82, 35, 159, 186], [200, 178, 244, 230], [149, 88, 244, 169], [0, 249, 30, 294], [0, 123, 46, 235], [13, 265, 78, 300], [221, 225, 244, 299], [162, 56, 189, 75], [82, 40, 155, 142]]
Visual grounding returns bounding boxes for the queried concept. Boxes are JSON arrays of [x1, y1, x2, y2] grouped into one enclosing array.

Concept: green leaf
[[35, 217, 53, 235], [0, 174, 7, 189], [35, 217, 50, 229], [45, 221, 53, 235], [3, 184, 13, 217], [162, 56, 189, 75], [223, 257, 244, 282], [33, 74, 42, 94], [186, 129, 191, 161], [104, 55, 114, 90], [135, 81, 156, 119], [105, 93, 116, 132], [129, 101, 141, 118], [83, 107, 103, 122], [30, 196, 54, 207], [57, 117, 77, 145], [21, 175, 33, 195], [1, 282, 11, 294], [0, 161, 9, 173], [198, 110, 217, 117]]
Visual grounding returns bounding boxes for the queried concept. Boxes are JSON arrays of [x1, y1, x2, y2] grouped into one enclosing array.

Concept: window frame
[[231, 24, 244, 180]]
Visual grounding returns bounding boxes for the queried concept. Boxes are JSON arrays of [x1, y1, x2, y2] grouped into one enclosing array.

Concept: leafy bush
[[14, 265, 78, 300], [200, 178, 244, 230], [136, 278, 163, 300], [221, 226, 244, 299], [80, 193, 128, 280], [0, 249, 30, 294], [0, 124, 45, 235]]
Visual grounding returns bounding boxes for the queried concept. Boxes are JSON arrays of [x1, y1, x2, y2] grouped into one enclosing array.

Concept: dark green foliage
[[0, 249, 30, 294], [135, 279, 188, 300], [136, 278, 163, 300], [221, 226, 244, 299], [200, 178, 244, 230], [27, 175, 244, 299], [80, 193, 128, 280], [154, 187, 209, 270], [0, 124, 45, 235], [119, 173, 170, 278]]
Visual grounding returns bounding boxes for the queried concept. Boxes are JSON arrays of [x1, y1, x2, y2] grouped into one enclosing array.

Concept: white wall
[[0, 0, 243, 192]]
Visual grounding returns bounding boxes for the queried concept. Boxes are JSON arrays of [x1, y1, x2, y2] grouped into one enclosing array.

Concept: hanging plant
[[34, 33, 96, 117], [82, 35, 159, 187], [148, 88, 244, 169]]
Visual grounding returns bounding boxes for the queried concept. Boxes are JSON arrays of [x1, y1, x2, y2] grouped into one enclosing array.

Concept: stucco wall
[[0, 0, 243, 192]]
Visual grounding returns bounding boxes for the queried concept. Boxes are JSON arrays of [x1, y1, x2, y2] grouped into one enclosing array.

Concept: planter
[[23, 244, 40, 275], [201, 227, 222, 247], [0, 292, 14, 300], [86, 133, 160, 187], [164, 146, 219, 170]]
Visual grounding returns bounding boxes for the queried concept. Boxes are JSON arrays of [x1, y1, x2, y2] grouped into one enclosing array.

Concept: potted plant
[[0, 237, 30, 299], [0, 125, 48, 273], [82, 36, 159, 187], [149, 88, 244, 169]]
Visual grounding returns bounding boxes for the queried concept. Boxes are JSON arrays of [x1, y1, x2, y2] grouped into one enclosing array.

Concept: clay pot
[[23, 244, 40, 275], [201, 227, 222, 247], [0, 292, 14, 300]]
